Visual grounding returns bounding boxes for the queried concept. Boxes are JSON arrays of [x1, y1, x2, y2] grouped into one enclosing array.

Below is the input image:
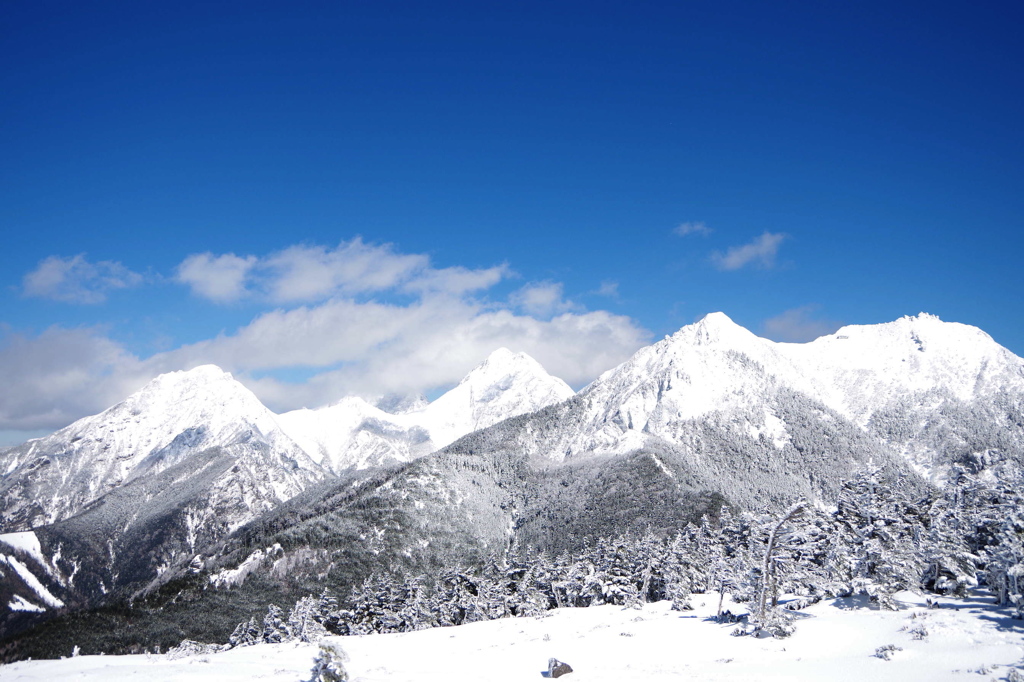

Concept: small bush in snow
[[167, 640, 223, 659], [309, 640, 349, 682], [782, 596, 820, 611], [1006, 667, 1024, 682], [905, 624, 928, 640], [874, 644, 902, 660]]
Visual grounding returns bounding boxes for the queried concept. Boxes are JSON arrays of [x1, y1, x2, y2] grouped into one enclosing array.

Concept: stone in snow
[[547, 657, 573, 678]]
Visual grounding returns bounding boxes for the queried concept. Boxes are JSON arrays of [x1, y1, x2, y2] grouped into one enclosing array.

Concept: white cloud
[[595, 280, 619, 298], [23, 254, 143, 304], [673, 221, 712, 236], [174, 239, 510, 304], [3, 244, 651, 429], [402, 263, 511, 296], [175, 252, 257, 303], [261, 239, 428, 302], [148, 293, 648, 411], [763, 305, 842, 342], [0, 326, 149, 430], [711, 232, 787, 271], [510, 281, 577, 318]]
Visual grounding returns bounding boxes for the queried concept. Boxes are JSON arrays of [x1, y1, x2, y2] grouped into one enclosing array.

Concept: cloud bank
[[4, 241, 652, 432]]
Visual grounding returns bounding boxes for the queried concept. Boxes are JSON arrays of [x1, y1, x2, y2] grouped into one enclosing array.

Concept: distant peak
[[142, 364, 232, 387], [180, 364, 233, 379], [472, 348, 539, 373], [130, 364, 249, 403], [456, 348, 563, 390], [374, 393, 429, 415], [483, 347, 521, 363], [670, 312, 754, 347], [697, 311, 738, 328]]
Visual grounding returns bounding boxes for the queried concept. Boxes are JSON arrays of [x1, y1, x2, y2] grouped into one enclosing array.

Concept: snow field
[[3, 591, 1021, 681]]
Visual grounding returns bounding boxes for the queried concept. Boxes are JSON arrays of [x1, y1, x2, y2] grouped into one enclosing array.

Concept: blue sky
[[2, 1, 1022, 443]]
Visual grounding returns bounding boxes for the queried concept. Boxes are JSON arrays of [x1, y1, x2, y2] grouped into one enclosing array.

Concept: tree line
[[214, 462, 1023, 648]]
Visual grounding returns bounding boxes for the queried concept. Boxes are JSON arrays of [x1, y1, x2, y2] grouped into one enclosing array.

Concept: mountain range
[[1, 312, 1021, 654]]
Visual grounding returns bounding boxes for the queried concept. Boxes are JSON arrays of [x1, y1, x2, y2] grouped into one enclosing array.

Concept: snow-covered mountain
[[537, 312, 1024, 482], [0, 350, 574, 530], [275, 348, 574, 473], [2, 312, 1022, 657], [0, 349, 576, 633], [0, 365, 327, 532]]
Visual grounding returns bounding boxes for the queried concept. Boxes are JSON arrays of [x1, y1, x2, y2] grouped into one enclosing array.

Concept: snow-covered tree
[[228, 616, 261, 648], [749, 501, 807, 637], [288, 596, 329, 642], [309, 640, 349, 682], [831, 465, 924, 608], [262, 604, 291, 643], [588, 537, 642, 608]]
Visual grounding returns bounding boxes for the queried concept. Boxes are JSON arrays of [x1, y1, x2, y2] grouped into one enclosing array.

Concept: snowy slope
[[540, 313, 1024, 481], [275, 396, 434, 472], [0, 366, 326, 531], [779, 313, 1024, 422], [415, 348, 575, 449], [5, 592, 1022, 682], [276, 348, 575, 473]]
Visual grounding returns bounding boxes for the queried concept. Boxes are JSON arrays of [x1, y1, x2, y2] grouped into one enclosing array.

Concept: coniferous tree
[[261, 604, 290, 643], [831, 465, 923, 608], [287, 595, 328, 642]]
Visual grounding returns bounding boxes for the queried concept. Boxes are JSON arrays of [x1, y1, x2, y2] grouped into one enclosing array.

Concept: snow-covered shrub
[[782, 596, 820, 611], [166, 640, 223, 659], [873, 644, 902, 660], [755, 610, 797, 638], [1006, 667, 1024, 682], [309, 640, 349, 682]]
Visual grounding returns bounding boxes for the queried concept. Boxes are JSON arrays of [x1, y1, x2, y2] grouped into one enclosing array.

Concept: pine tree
[[309, 640, 349, 682], [749, 501, 806, 637], [589, 537, 642, 608], [662, 531, 699, 611], [919, 491, 978, 596], [708, 507, 757, 619], [288, 595, 328, 642], [831, 464, 924, 609], [228, 616, 261, 648], [261, 604, 291, 643], [982, 478, 1024, 615]]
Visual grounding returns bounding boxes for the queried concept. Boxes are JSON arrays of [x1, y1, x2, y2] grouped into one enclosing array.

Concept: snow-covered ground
[[4, 591, 1022, 681]]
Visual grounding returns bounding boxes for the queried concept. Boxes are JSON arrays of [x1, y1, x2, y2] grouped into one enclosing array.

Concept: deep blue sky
[[2, 0, 1022, 441]]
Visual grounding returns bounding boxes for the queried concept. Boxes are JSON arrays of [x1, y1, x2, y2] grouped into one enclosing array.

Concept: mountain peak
[[459, 348, 547, 386], [128, 364, 249, 407], [670, 312, 756, 347]]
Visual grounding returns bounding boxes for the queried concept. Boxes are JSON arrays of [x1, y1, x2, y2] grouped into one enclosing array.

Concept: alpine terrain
[[0, 312, 1022, 663]]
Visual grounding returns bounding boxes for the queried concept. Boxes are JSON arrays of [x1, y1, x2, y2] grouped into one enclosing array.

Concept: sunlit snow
[[4, 592, 1022, 681]]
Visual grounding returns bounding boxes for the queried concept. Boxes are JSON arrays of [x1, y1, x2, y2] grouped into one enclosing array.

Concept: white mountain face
[[0, 350, 576, 531], [276, 348, 575, 473], [0, 366, 326, 531], [542, 312, 1024, 482], [275, 396, 435, 472]]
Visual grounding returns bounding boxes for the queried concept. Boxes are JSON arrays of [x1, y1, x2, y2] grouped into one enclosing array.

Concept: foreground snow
[[3, 592, 1023, 681]]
